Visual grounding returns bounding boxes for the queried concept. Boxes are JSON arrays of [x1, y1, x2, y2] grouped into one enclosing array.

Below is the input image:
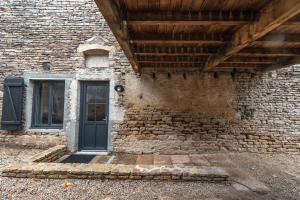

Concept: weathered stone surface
[[171, 155, 191, 165], [153, 155, 172, 165], [189, 155, 210, 166], [0, 0, 299, 154], [136, 155, 154, 165], [1, 162, 228, 182], [25, 145, 67, 163]]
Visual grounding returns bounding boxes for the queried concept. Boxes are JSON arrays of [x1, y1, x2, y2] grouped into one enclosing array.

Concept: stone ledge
[[0, 162, 229, 182], [24, 145, 68, 163]]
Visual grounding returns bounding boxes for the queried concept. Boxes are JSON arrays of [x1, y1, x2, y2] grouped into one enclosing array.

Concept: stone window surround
[[23, 42, 123, 152]]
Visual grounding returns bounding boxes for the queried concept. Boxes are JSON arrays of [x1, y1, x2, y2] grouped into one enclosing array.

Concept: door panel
[[79, 82, 109, 150]]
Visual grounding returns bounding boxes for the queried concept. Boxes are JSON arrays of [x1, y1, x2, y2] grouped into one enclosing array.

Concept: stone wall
[[0, 0, 299, 153], [114, 68, 300, 154], [0, 0, 130, 149]]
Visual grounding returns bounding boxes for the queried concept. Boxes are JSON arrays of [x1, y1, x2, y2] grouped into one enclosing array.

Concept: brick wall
[[0, 0, 299, 153]]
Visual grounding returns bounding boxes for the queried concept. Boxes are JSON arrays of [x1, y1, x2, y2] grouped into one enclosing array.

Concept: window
[[32, 80, 65, 128]]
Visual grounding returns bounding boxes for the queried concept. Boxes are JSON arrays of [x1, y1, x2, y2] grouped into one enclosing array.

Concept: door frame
[[78, 81, 110, 151]]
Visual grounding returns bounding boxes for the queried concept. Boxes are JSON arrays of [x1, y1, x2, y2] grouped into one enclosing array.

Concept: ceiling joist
[[95, 0, 300, 72], [203, 0, 300, 71]]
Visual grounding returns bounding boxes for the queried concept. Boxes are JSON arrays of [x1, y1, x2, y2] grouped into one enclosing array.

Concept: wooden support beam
[[262, 56, 300, 72], [203, 0, 300, 71], [94, 0, 139, 72]]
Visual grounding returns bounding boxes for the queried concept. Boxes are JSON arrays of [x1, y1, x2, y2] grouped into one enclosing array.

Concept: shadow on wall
[[124, 72, 236, 119]]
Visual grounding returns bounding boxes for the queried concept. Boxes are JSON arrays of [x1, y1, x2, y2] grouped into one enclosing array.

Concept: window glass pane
[[33, 81, 65, 127], [52, 82, 65, 124], [95, 104, 106, 121], [38, 82, 49, 124]]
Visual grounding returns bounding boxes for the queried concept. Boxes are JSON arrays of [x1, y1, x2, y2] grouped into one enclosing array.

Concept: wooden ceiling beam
[[131, 33, 300, 45], [202, 0, 300, 71], [138, 61, 272, 65], [137, 56, 275, 64], [130, 40, 225, 45], [140, 63, 267, 69], [134, 47, 300, 57], [130, 32, 229, 45], [128, 20, 249, 26], [128, 20, 300, 27], [125, 11, 257, 25], [94, 0, 139, 72]]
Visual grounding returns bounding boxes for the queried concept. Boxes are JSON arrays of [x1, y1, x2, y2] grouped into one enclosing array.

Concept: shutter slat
[[1, 78, 24, 131]]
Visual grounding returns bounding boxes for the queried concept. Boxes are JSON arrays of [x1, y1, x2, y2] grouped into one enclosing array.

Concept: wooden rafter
[[94, 0, 139, 72], [203, 0, 300, 71]]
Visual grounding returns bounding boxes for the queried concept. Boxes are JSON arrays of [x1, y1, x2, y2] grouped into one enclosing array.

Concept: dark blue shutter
[[1, 78, 24, 130]]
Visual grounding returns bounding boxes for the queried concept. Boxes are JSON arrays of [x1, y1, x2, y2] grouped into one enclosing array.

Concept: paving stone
[[112, 153, 138, 165], [136, 154, 154, 165], [90, 156, 111, 164], [153, 155, 172, 165]]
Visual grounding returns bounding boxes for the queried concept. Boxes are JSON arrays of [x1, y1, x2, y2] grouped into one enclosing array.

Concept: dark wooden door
[[79, 82, 109, 150]]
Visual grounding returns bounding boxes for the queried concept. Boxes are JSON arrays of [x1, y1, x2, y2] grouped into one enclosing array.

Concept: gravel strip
[[1, 146, 300, 200]]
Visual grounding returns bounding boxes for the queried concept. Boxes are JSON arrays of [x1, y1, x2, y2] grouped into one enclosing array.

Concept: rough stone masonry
[[0, 0, 299, 153]]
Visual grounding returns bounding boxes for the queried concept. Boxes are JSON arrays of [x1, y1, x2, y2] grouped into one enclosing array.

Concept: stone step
[[1, 163, 229, 182]]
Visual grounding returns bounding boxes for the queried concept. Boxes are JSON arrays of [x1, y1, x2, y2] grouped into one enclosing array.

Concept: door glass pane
[[86, 104, 95, 121], [52, 82, 65, 124], [38, 82, 49, 124], [95, 104, 106, 121], [86, 86, 97, 103], [95, 87, 106, 103]]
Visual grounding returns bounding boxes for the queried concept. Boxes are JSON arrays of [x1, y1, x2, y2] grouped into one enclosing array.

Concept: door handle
[[103, 115, 108, 124]]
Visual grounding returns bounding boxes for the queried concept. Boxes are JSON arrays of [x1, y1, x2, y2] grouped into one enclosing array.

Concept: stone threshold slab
[[1, 162, 229, 182]]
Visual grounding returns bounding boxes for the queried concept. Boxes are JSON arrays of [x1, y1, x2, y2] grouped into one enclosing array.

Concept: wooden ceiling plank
[[202, 0, 300, 71], [94, 0, 139, 72]]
